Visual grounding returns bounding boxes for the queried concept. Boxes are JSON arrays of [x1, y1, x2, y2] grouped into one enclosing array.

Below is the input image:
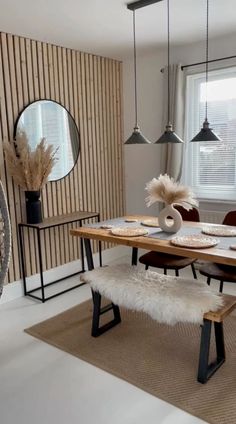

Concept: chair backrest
[[223, 211, 236, 226], [174, 205, 200, 222]]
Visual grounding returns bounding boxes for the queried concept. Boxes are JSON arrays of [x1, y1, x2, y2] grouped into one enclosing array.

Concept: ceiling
[[0, 0, 235, 60]]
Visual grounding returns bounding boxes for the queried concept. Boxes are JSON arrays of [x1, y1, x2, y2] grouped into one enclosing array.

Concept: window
[[184, 66, 236, 201]]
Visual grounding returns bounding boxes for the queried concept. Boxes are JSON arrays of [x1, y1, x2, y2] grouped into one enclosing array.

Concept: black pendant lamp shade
[[155, 0, 183, 144], [125, 126, 151, 144], [191, 0, 221, 143], [157, 123, 184, 144], [125, 10, 151, 144], [191, 118, 222, 142]]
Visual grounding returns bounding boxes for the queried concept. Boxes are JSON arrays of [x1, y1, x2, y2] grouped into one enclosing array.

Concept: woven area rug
[[25, 299, 236, 424]]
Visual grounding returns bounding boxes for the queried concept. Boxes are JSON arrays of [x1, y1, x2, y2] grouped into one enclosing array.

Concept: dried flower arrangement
[[145, 174, 198, 210], [3, 131, 58, 191]]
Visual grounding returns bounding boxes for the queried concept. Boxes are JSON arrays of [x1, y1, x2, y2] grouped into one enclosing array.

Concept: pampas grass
[[146, 174, 198, 210], [3, 131, 58, 190]]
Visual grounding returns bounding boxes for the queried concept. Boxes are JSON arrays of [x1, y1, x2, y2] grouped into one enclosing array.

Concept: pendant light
[[125, 9, 151, 144], [155, 0, 183, 144], [191, 0, 221, 142]]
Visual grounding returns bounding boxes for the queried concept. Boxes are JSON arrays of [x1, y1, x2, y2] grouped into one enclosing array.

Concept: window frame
[[183, 65, 236, 202]]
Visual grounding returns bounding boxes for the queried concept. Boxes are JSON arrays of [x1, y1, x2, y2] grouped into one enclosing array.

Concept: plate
[[111, 227, 149, 237], [141, 219, 159, 227], [170, 234, 219, 249], [100, 224, 114, 229], [202, 225, 236, 237]]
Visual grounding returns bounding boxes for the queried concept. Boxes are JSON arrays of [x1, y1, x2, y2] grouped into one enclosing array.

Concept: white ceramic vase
[[158, 204, 182, 233]]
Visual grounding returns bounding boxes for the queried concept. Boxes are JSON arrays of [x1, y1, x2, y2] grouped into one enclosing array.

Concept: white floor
[[1, 256, 234, 424]]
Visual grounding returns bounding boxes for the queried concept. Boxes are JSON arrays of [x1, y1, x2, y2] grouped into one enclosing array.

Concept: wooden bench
[[81, 265, 236, 384]]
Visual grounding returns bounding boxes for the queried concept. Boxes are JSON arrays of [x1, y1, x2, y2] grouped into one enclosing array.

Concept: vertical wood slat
[[67, 49, 78, 261], [0, 31, 124, 284], [118, 63, 125, 214], [7, 35, 25, 276], [19, 36, 35, 276], [47, 43, 57, 269], [52, 44, 63, 267], [62, 48, 72, 264], [1, 33, 21, 280], [13, 35, 31, 275], [56, 46, 66, 266]]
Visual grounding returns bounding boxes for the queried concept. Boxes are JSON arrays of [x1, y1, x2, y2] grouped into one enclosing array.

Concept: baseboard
[[1, 245, 130, 304]]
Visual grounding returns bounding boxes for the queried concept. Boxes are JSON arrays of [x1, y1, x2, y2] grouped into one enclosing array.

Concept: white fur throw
[[81, 264, 223, 325]]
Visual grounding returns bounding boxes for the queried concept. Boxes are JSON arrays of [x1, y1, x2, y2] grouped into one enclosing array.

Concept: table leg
[[132, 247, 138, 265], [36, 228, 45, 303], [96, 214, 102, 267], [99, 241, 102, 267], [79, 221, 85, 272], [18, 225, 27, 296], [84, 238, 94, 270]]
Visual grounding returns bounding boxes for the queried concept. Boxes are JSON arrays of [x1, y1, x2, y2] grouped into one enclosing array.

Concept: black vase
[[25, 191, 42, 224]]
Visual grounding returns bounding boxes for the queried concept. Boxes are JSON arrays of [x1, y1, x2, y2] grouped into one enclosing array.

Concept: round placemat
[[100, 225, 114, 229], [202, 226, 236, 237], [171, 234, 219, 249], [111, 227, 149, 237], [141, 219, 159, 227]]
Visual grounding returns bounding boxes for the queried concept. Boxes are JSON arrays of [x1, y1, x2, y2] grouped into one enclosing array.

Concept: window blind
[[184, 67, 236, 201]]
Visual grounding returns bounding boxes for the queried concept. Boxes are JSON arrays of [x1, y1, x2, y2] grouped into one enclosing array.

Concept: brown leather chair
[[199, 211, 236, 292], [139, 206, 200, 278]]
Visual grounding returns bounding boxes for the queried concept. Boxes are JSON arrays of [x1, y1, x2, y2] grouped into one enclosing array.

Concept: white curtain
[[160, 64, 185, 181]]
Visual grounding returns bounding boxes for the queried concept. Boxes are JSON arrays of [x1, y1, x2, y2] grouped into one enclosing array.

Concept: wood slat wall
[[0, 32, 124, 284]]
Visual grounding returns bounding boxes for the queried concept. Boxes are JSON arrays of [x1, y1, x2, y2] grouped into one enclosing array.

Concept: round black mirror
[[14, 100, 80, 181]]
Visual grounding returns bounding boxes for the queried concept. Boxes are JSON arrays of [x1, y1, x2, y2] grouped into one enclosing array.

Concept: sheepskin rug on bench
[[81, 264, 223, 325]]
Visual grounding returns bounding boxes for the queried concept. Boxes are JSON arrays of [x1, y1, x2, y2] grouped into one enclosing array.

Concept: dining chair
[[199, 210, 236, 292], [139, 206, 200, 278]]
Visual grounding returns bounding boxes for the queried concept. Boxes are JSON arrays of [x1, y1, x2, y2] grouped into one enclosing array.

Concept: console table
[[18, 211, 101, 302]]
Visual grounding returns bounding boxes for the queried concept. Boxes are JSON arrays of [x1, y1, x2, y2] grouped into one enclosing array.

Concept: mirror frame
[[14, 99, 80, 182]]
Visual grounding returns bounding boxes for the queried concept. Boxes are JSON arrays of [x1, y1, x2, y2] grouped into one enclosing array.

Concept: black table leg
[[84, 238, 94, 270], [79, 221, 85, 272], [36, 228, 45, 303], [132, 247, 138, 265], [18, 225, 27, 296]]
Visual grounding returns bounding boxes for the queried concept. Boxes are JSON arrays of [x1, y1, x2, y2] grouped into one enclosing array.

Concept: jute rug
[[25, 299, 236, 424]]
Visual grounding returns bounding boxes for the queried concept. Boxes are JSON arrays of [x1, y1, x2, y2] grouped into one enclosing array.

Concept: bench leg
[[197, 319, 225, 383], [91, 290, 121, 337]]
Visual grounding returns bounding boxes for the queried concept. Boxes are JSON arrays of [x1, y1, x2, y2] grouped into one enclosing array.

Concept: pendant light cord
[[133, 10, 138, 127], [205, 0, 209, 120], [167, 0, 170, 125]]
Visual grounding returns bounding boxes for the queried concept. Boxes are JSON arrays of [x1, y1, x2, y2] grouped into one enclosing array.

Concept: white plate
[[171, 234, 219, 249], [202, 225, 236, 237], [111, 227, 149, 237], [141, 219, 159, 227]]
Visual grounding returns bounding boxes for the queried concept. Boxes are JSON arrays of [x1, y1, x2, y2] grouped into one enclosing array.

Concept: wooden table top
[[70, 215, 236, 267]]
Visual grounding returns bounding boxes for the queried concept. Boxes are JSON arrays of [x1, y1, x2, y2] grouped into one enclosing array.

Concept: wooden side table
[[18, 211, 101, 302]]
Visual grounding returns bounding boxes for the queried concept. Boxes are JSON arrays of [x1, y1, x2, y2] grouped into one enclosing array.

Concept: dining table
[[71, 214, 236, 384], [70, 214, 236, 271]]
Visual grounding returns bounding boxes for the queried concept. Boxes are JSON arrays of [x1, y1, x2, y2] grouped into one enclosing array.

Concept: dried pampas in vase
[[145, 174, 198, 233], [4, 131, 58, 223]]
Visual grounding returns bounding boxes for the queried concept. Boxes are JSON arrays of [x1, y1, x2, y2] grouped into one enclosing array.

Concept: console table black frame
[[18, 211, 101, 302]]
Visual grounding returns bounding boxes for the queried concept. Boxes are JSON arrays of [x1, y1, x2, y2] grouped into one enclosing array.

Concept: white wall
[[123, 50, 166, 215], [123, 32, 236, 215]]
